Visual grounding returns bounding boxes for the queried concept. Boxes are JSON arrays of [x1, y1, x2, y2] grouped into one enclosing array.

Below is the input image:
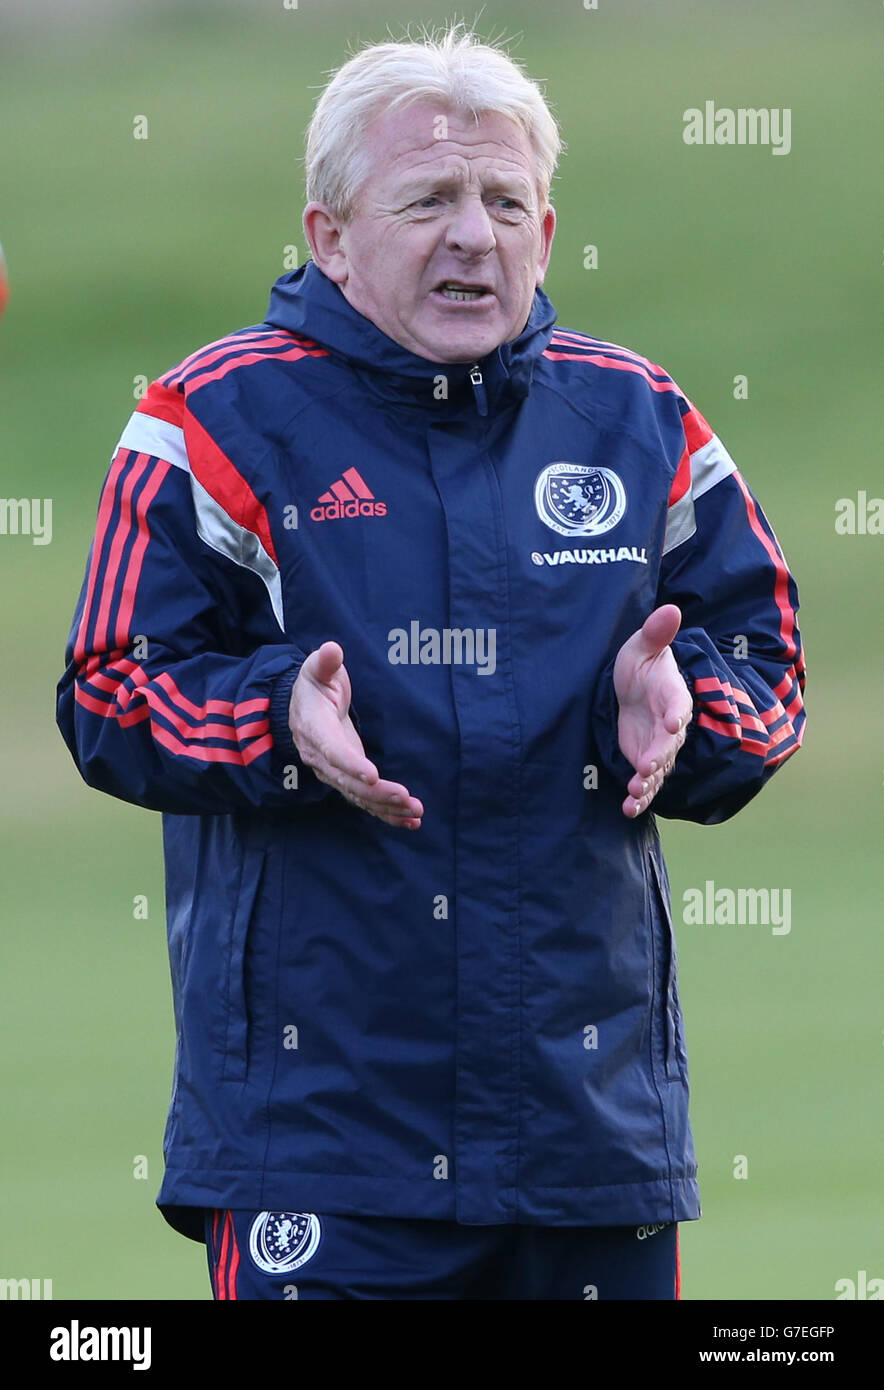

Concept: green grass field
[[1, 0, 881, 1299]]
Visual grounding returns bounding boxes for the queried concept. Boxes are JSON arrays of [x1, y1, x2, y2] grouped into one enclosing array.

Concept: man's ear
[[303, 203, 348, 285], [536, 204, 557, 285]]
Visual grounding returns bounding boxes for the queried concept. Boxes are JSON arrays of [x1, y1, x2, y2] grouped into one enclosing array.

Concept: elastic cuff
[[268, 658, 308, 773], [267, 654, 362, 803], [671, 646, 700, 751], [590, 657, 636, 790]]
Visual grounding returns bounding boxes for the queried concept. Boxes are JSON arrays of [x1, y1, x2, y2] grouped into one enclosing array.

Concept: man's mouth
[[432, 281, 493, 304]]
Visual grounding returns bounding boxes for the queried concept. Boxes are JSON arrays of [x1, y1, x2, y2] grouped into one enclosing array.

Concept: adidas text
[[310, 499, 387, 521]]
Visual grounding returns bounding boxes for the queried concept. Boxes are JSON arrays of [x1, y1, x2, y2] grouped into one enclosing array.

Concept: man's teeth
[[439, 285, 485, 301]]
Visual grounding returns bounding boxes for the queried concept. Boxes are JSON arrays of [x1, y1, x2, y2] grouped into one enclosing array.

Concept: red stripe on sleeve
[[114, 459, 171, 647], [152, 725, 273, 764], [184, 409, 279, 567], [732, 471, 798, 662], [135, 380, 185, 427], [75, 679, 272, 763], [118, 669, 270, 741], [92, 453, 152, 652], [153, 671, 269, 723], [697, 711, 768, 757], [697, 711, 742, 740], [73, 450, 129, 664], [681, 401, 714, 455], [668, 447, 692, 507]]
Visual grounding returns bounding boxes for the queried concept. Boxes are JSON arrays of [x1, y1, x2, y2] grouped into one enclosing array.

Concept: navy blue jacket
[[57, 261, 805, 1239]]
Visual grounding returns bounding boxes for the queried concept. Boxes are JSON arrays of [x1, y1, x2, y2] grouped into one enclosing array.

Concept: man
[[57, 26, 805, 1300]]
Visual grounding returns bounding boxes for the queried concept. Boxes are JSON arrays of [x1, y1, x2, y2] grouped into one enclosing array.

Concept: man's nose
[[444, 195, 496, 257]]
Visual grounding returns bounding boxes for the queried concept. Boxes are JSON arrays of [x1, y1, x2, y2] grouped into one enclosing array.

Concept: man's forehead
[[366, 104, 536, 185]]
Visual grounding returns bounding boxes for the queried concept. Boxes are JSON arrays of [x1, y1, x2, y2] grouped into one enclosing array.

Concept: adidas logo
[[310, 467, 387, 521]]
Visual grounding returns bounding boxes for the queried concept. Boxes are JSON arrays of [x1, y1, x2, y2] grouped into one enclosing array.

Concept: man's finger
[[310, 739, 378, 784], [329, 773, 420, 811], [316, 763, 423, 814], [623, 718, 689, 814], [630, 740, 678, 781], [664, 705, 691, 736], [346, 791, 423, 829], [307, 640, 346, 686], [635, 603, 682, 660], [630, 712, 688, 779], [359, 806, 423, 830]]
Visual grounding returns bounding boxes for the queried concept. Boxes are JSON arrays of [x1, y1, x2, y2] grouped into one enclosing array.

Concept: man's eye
[[415, 196, 440, 208], [494, 197, 521, 210]]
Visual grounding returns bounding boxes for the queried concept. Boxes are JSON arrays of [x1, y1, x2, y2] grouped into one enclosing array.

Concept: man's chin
[[404, 301, 512, 365], [416, 326, 507, 365]]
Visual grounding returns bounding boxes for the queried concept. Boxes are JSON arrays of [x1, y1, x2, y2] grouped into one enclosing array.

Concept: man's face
[[305, 102, 556, 364]]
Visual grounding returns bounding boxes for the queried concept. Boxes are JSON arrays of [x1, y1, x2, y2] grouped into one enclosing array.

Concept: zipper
[[469, 365, 488, 418]]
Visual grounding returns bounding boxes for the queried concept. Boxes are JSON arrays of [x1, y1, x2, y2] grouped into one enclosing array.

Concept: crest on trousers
[[248, 1212, 322, 1273], [534, 462, 626, 536]]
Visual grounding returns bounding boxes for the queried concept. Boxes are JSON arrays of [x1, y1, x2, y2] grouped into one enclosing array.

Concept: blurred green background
[[0, 0, 880, 1300]]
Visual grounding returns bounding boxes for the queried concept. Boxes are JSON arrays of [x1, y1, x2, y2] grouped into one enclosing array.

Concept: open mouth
[[432, 281, 493, 304]]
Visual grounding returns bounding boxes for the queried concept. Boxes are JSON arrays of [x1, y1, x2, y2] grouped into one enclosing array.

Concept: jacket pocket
[[646, 849, 688, 1083], [220, 832, 267, 1083]]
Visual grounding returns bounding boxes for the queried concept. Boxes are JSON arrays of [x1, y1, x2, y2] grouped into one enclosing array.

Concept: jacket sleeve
[[591, 401, 806, 825], [56, 392, 335, 815]]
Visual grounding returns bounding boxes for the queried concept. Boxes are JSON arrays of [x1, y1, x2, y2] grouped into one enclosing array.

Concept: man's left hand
[[612, 604, 693, 818]]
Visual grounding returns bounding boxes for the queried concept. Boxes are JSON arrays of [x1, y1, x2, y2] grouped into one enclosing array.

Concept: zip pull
[[469, 365, 488, 417]]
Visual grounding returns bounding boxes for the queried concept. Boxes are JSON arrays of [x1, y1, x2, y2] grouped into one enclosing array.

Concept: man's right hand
[[288, 641, 423, 829]]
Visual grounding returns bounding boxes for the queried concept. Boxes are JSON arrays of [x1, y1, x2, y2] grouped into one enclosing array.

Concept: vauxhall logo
[[310, 466, 387, 522]]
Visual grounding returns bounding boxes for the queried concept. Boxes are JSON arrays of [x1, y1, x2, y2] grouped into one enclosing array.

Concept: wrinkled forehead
[[359, 101, 541, 199]]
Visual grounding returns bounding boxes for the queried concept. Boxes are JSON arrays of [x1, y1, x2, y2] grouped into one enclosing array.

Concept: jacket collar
[[264, 260, 558, 414]]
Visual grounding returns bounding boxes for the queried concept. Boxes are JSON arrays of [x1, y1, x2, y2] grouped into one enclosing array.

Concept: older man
[[57, 27, 805, 1301]]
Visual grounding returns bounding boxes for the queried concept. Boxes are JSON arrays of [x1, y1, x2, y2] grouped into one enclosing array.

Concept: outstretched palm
[[613, 605, 692, 818], [288, 641, 423, 829]]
